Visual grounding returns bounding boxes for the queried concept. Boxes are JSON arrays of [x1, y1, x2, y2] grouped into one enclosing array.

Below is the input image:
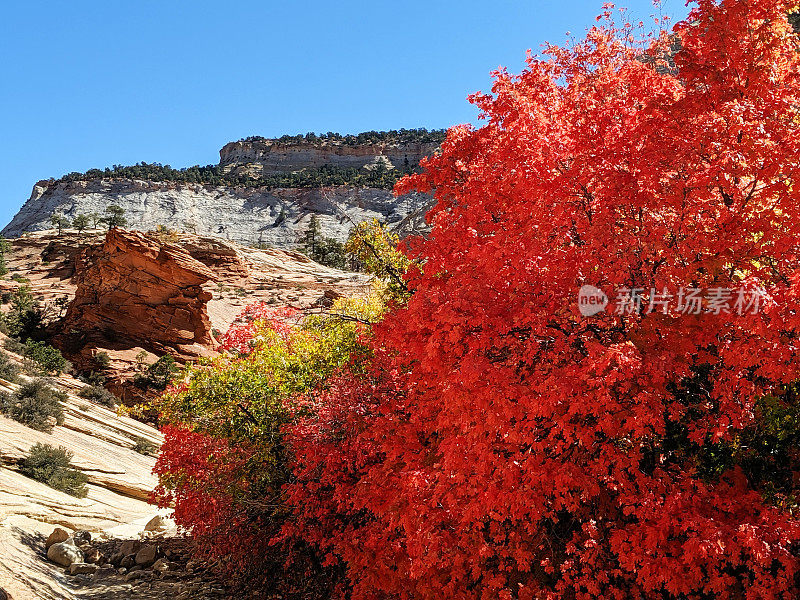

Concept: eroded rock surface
[[0, 371, 166, 599], [2, 133, 437, 246], [1, 230, 370, 401], [61, 228, 217, 355], [218, 136, 438, 175]]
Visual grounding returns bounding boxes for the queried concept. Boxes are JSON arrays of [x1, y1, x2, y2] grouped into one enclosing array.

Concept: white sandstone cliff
[[2, 136, 437, 246]]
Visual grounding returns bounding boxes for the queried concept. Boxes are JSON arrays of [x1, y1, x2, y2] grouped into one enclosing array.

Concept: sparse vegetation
[[1, 288, 68, 376], [19, 443, 88, 498], [19, 340, 68, 375], [88, 212, 103, 228], [299, 215, 347, 269], [54, 295, 69, 318], [103, 204, 127, 228], [60, 162, 409, 190], [132, 437, 158, 456], [0, 236, 9, 277], [93, 351, 111, 370], [242, 128, 446, 147], [0, 353, 19, 383], [49, 212, 69, 235], [134, 355, 177, 391], [78, 384, 118, 409], [2, 286, 45, 340], [78, 370, 106, 387], [152, 224, 179, 243], [0, 379, 66, 433], [135, 350, 149, 369]]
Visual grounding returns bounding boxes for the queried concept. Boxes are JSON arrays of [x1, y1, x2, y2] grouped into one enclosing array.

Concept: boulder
[[84, 547, 103, 564], [47, 539, 83, 567], [92, 565, 116, 580], [68, 562, 97, 576], [119, 539, 142, 556], [45, 527, 70, 550], [143, 514, 169, 533], [125, 570, 149, 582], [72, 530, 92, 546], [0, 587, 11, 600], [152, 558, 170, 573], [134, 544, 159, 567]]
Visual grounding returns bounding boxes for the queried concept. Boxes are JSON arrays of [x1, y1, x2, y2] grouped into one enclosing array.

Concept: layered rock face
[[2, 180, 432, 246], [0, 369, 165, 600], [219, 138, 439, 175], [2, 136, 437, 245], [61, 229, 218, 358]]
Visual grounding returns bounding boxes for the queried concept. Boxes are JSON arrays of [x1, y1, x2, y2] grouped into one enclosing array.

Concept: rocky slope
[[1, 229, 370, 401], [2, 135, 437, 246], [0, 362, 167, 599]]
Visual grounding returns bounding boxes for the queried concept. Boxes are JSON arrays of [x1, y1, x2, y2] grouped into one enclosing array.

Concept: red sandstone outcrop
[[177, 235, 250, 281], [4, 229, 370, 401], [60, 229, 218, 359]]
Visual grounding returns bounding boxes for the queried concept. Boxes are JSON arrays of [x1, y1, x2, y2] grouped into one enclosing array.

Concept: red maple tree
[[285, 1, 800, 598]]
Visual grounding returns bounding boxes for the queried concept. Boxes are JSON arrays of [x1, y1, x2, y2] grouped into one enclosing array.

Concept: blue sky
[[0, 0, 690, 228]]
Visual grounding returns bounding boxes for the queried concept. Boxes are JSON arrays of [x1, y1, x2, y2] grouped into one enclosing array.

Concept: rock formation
[[60, 228, 218, 361], [218, 136, 439, 175], [1, 134, 437, 245], [0, 368, 165, 599], [1, 229, 370, 400]]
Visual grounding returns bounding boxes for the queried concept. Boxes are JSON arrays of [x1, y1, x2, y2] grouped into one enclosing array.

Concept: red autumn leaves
[[159, 1, 800, 598]]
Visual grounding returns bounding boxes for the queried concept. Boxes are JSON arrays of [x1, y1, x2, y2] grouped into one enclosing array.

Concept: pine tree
[[300, 215, 321, 258], [103, 204, 127, 229], [49, 212, 69, 235], [72, 214, 89, 234]]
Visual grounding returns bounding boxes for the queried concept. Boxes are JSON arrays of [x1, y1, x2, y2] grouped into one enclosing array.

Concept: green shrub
[[94, 351, 111, 370], [19, 443, 88, 498], [21, 340, 68, 375], [0, 237, 9, 278], [2, 286, 44, 340], [0, 379, 66, 432], [78, 370, 106, 386], [3, 337, 24, 354], [0, 353, 19, 383], [134, 355, 177, 391], [78, 385, 118, 409], [132, 437, 158, 456], [72, 214, 89, 233]]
